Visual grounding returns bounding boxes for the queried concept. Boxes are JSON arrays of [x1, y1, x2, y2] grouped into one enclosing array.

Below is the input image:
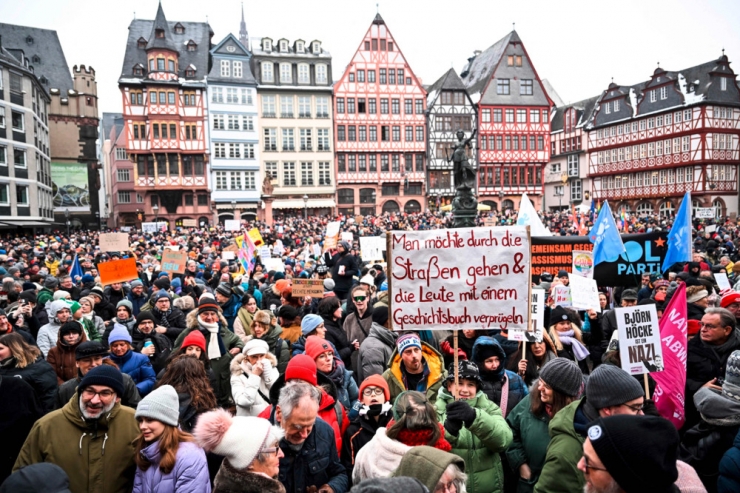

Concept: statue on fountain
[[448, 129, 478, 227]]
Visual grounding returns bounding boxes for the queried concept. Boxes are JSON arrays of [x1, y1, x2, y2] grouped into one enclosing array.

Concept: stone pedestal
[[452, 187, 478, 228], [262, 196, 274, 223]]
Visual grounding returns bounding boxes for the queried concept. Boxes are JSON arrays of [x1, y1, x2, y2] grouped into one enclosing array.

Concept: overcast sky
[[2, 0, 739, 116]]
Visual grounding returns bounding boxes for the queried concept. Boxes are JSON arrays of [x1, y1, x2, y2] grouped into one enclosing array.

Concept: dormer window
[[186, 66, 196, 77], [296, 41, 304, 53], [138, 37, 147, 49], [187, 40, 197, 52], [312, 42, 321, 54], [32, 55, 40, 63], [280, 40, 288, 52], [263, 39, 272, 51], [155, 29, 165, 39], [25, 35, 34, 45], [174, 23, 185, 34], [133, 65, 144, 76]]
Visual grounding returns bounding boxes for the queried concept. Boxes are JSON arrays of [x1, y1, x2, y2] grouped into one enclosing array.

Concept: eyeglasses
[[362, 387, 385, 396], [582, 455, 608, 474], [353, 296, 367, 302], [621, 402, 644, 413], [82, 388, 115, 399], [700, 323, 725, 330], [434, 481, 457, 493], [259, 447, 280, 456]]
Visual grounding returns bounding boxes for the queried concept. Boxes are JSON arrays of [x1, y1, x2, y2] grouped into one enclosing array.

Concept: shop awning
[[0, 219, 54, 227], [272, 199, 336, 209], [215, 203, 258, 210]]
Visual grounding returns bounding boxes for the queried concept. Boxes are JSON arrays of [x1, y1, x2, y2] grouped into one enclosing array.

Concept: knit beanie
[[722, 350, 740, 401], [154, 278, 170, 290], [274, 279, 290, 294], [153, 290, 170, 302], [305, 335, 333, 361], [687, 319, 701, 337], [197, 297, 221, 316], [79, 365, 125, 397], [391, 446, 465, 493], [345, 477, 429, 493], [301, 314, 323, 335], [135, 384, 180, 427], [116, 299, 133, 314], [359, 374, 391, 402], [323, 278, 335, 291], [216, 283, 232, 298], [721, 291, 740, 308], [130, 279, 143, 288], [181, 330, 207, 353], [687, 288, 709, 304], [54, 291, 70, 301], [243, 338, 270, 356], [108, 325, 132, 345], [0, 462, 71, 493], [64, 300, 81, 315], [59, 321, 83, 338], [135, 311, 157, 327], [397, 333, 421, 354], [285, 354, 318, 385], [548, 305, 570, 327], [372, 306, 389, 326], [75, 341, 109, 360], [80, 295, 96, 308], [586, 364, 644, 409], [90, 286, 104, 299], [539, 358, 583, 397], [473, 340, 502, 365], [586, 415, 678, 493], [44, 276, 59, 289], [193, 410, 278, 470]]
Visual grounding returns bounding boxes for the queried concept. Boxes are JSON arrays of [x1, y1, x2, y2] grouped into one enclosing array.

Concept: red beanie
[[305, 336, 333, 361], [687, 320, 701, 337], [181, 330, 207, 353], [285, 354, 318, 385], [720, 291, 740, 309], [359, 374, 390, 402]]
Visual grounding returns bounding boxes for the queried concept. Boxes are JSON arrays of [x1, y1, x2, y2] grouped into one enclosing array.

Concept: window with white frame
[[682, 136, 690, 152], [721, 77, 728, 91], [243, 144, 255, 159], [232, 61, 243, 78], [213, 114, 225, 130], [264, 129, 277, 151], [650, 90, 656, 103], [283, 162, 296, 186], [299, 97, 311, 118], [214, 143, 226, 158], [282, 128, 295, 150], [262, 62, 274, 83], [211, 87, 223, 103], [0, 184, 8, 205], [316, 64, 327, 84], [242, 116, 254, 130], [570, 179, 582, 201], [226, 88, 239, 104], [227, 115, 239, 130], [317, 128, 330, 151], [684, 109, 691, 121], [216, 171, 227, 190], [280, 96, 294, 117], [11, 111, 24, 131], [614, 99, 620, 112], [115, 148, 128, 160], [265, 162, 278, 181], [298, 64, 310, 84], [316, 97, 329, 117], [117, 191, 131, 203], [554, 185, 564, 197], [220, 60, 230, 77], [229, 143, 241, 158], [262, 95, 276, 117], [301, 162, 314, 185], [567, 154, 579, 176], [280, 63, 292, 83], [117, 169, 131, 182], [230, 171, 242, 189], [605, 103, 611, 114], [137, 193, 144, 203], [241, 88, 253, 105], [660, 86, 667, 100], [244, 171, 256, 189], [300, 129, 312, 151], [318, 161, 331, 185]]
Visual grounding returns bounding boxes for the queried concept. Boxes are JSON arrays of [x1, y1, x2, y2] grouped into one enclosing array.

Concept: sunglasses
[[353, 296, 367, 302]]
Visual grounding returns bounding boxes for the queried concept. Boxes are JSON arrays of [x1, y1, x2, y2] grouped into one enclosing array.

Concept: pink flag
[[652, 283, 688, 429]]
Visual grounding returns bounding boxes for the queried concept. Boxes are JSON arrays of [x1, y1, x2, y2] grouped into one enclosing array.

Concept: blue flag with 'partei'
[[662, 192, 692, 272]]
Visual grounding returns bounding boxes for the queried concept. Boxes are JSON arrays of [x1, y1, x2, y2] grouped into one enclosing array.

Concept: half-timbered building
[[334, 14, 427, 216], [118, 3, 213, 228]]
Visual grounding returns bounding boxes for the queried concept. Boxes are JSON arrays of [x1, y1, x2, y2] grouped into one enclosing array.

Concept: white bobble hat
[[193, 409, 277, 469]]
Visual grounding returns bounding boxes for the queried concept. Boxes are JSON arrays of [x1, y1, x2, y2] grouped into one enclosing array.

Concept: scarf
[[323, 359, 346, 390], [153, 308, 171, 328], [199, 319, 224, 360], [388, 420, 452, 452], [557, 329, 590, 361], [81, 312, 94, 321]]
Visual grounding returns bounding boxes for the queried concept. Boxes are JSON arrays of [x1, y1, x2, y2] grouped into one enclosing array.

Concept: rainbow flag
[[237, 233, 258, 275]]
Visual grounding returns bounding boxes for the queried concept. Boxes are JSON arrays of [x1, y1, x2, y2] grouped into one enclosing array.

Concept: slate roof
[[460, 31, 513, 99], [550, 95, 600, 132], [0, 22, 73, 94], [145, 3, 179, 53], [426, 68, 468, 106], [207, 33, 257, 86]]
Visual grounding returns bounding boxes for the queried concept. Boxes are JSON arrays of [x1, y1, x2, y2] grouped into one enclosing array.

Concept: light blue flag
[[588, 200, 625, 265], [662, 192, 692, 272], [70, 254, 84, 283]]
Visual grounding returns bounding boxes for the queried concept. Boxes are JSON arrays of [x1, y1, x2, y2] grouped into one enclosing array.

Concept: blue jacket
[[133, 440, 211, 493], [273, 416, 348, 493], [108, 349, 157, 396], [127, 291, 150, 317], [719, 429, 740, 493], [220, 295, 240, 332], [472, 337, 529, 417]]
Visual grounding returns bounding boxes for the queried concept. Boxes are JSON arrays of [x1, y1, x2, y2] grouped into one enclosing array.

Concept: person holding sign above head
[[324, 240, 360, 301], [383, 333, 446, 406], [534, 364, 645, 493], [547, 306, 590, 374]]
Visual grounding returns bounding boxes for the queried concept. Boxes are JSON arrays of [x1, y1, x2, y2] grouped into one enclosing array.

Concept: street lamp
[[231, 199, 237, 224], [95, 211, 101, 231], [498, 190, 504, 212], [302, 194, 309, 220], [372, 190, 377, 215], [64, 208, 70, 236], [152, 204, 159, 223]]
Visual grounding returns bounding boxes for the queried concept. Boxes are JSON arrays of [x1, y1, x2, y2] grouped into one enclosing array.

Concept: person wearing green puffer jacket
[[435, 360, 513, 493], [505, 358, 583, 493]]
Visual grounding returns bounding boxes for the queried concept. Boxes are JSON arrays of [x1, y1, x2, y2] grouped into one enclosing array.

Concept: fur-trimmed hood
[[213, 459, 286, 493], [230, 352, 278, 377], [547, 323, 584, 352]]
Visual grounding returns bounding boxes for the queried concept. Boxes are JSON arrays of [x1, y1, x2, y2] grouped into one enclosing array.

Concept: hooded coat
[[344, 303, 374, 375], [0, 355, 58, 413], [212, 459, 285, 493], [324, 249, 359, 295], [108, 349, 157, 396], [435, 388, 513, 493], [358, 321, 398, 382], [505, 394, 552, 493], [0, 375, 43, 483], [36, 299, 68, 357], [391, 445, 466, 493], [324, 315, 353, 368], [46, 327, 88, 384], [471, 337, 529, 417], [219, 294, 240, 332], [132, 440, 211, 493], [229, 352, 278, 416], [352, 425, 413, 483], [718, 429, 740, 493], [13, 393, 140, 493], [382, 342, 446, 405], [340, 403, 393, 479]]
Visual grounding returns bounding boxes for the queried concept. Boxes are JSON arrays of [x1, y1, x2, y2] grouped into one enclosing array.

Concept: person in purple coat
[[133, 384, 211, 493]]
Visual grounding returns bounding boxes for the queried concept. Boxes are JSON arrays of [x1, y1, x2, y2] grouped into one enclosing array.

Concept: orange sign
[[292, 279, 325, 298], [98, 258, 138, 286], [161, 250, 187, 274]]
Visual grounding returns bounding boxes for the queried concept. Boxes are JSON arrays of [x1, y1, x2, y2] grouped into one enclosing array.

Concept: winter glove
[[444, 418, 463, 437], [446, 400, 476, 427], [440, 341, 468, 360], [366, 403, 383, 417], [641, 399, 660, 417]]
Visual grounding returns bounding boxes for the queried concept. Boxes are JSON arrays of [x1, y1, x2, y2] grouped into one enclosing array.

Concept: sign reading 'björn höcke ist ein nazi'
[[390, 226, 530, 331]]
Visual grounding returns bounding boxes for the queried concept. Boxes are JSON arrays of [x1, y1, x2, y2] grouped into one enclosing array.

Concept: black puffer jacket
[[324, 316, 353, 368], [0, 355, 57, 413], [324, 251, 359, 294], [131, 328, 172, 374]]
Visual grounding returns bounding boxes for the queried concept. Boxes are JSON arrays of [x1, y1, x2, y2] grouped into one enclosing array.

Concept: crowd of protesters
[[0, 209, 739, 493]]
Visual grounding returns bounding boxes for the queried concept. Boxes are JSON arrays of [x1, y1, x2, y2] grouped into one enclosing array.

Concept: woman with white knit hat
[[230, 338, 279, 416], [194, 410, 285, 493], [133, 384, 211, 493]]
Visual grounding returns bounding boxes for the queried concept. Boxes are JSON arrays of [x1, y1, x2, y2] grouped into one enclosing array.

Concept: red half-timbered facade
[[461, 31, 552, 212], [588, 55, 740, 217], [118, 3, 213, 227], [334, 14, 427, 216]]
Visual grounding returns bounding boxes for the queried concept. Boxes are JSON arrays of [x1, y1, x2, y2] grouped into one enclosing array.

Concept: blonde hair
[[0, 333, 41, 368]]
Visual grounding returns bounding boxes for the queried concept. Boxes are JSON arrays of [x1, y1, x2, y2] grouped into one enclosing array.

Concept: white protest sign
[[568, 274, 601, 312], [705, 224, 717, 233], [390, 226, 531, 331], [263, 258, 285, 272], [224, 220, 240, 231], [716, 272, 731, 291], [259, 246, 271, 259], [360, 236, 386, 261], [324, 221, 341, 250], [120, 226, 132, 232], [99, 233, 129, 252], [695, 208, 715, 219], [510, 288, 545, 342], [142, 222, 158, 233], [571, 250, 594, 279], [616, 304, 664, 375], [341, 232, 354, 244], [221, 251, 235, 260], [552, 285, 572, 307], [182, 219, 197, 227]]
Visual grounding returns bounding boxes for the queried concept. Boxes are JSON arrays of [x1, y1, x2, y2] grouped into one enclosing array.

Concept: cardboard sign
[[182, 219, 197, 227], [716, 272, 731, 291], [221, 251, 235, 260], [324, 221, 341, 251], [263, 258, 285, 272], [390, 226, 531, 331], [99, 233, 129, 253], [161, 250, 187, 274], [341, 232, 354, 244], [224, 220, 240, 231], [98, 258, 138, 286], [248, 228, 264, 247], [552, 285, 572, 307], [259, 246, 271, 259], [360, 236, 386, 261], [483, 217, 497, 227], [510, 288, 545, 342], [292, 279, 325, 298], [571, 250, 594, 279], [616, 304, 664, 375], [568, 274, 601, 312], [223, 243, 239, 253], [695, 208, 715, 219]]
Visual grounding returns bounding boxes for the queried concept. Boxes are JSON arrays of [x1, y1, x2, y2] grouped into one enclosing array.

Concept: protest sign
[[705, 224, 717, 233], [360, 236, 386, 261], [293, 279, 325, 298], [715, 272, 731, 291], [652, 283, 688, 429], [221, 251, 235, 260], [341, 232, 354, 244], [390, 226, 531, 331], [142, 221, 167, 233], [694, 207, 715, 219], [568, 274, 601, 312], [161, 250, 187, 274], [248, 228, 264, 247], [324, 221, 341, 251], [552, 285, 572, 307], [263, 258, 285, 272], [99, 233, 129, 253], [616, 304, 664, 375], [259, 246, 271, 259], [98, 258, 138, 286], [572, 250, 594, 278], [120, 226, 132, 232], [223, 243, 239, 253], [510, 288, 545, 342], [182, 219, 197, 227], [483, 217, 497, 227], [224, 220, 240, 231]]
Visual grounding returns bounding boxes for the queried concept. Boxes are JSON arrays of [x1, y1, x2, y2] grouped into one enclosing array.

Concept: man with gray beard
[[14, 365, 139, 493]]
